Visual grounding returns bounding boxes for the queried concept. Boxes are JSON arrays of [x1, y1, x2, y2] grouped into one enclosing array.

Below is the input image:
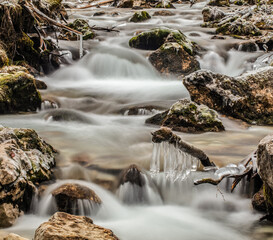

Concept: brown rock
[[183, 68, 273, 125], [51, 183, 101, 215], [119, 164, 145, 187], [252, 188, 267, 212], [34, 212, 119, 240], [3, 233, 29, 240], [0, 204, 20, 228]]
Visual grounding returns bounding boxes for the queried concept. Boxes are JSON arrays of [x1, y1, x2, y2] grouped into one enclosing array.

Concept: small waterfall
[[41, 100, 59, 111], [116, 173, 163, 205], [150, 142, 199, 181]]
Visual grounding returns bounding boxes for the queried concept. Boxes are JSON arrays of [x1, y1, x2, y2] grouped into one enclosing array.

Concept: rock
[[208, 0, 230, 6], [257, 134, 273, 191], [155, 1, 175, 8], [129, 28, 194, 53], [51, 183, 101, 215], [130, 11, 151, 22], [216, 19, 262, 37], [119, 164, 145, 187], [121, 105, 163, 115], [34, 212, 119, 240], [202, 7, 225, 22], [0, 43, 9, 67], [252, 226, 273, 240], [0, 127, 57, 227], [148, 42, 200, 76], [117, 0, 134, 8], [35, 79, 47, 89], [146, 99, 224, 133], [59, 19, 95, 41], [183, 68, 273, 125], [153, 10, 175, 16], [3, 233, 29, 240], [252, 188, 267, 212], [32, 0, 67, 20], [0, 66, 42, 113], [93, 11, 106, 16], [0, 204, 20, 228]]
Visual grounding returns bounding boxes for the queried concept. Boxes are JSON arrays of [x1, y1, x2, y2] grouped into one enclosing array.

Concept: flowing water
[[2, 0, 273, 239]]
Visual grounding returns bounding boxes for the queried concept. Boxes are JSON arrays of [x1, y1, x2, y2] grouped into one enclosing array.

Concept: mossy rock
[[60, 19, 95, 41], [130, 11, 151, 22], [15, 33, 41, 70], [0, 66, 41, 113], [0, 43, 9, 67], [216, 19, 262, 37], [129, 28, 194, 53], [208, 0, 230, 6], [146, 99, 224, 133], [149, 42, 200, 75], [155, 1, 175, 8], [234, 0, 244, 5]]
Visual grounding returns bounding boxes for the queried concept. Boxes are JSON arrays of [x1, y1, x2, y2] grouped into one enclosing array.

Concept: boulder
[[216, 19, 262, 37], [183, 68, 273, 125], [34, 212, 119, 240], [129, 28, 194, 53], [252, 188, 267, 212], [119, 164, 145, 187], [0, 204, 20, 228], [208, 0, 230, 6], [0, 127, 57, 227], [130, 11, 151, 22], [146, 99, 224, 133], [3, 233, 29, 240], [148, 42, 200, 76], [155, 1, 175, 8], [202, 7, 225, 23], [51, 183, 101, 215], [59, 19, 95, 41], [117, 0, 134, 8], [0, 66, 41, 113]]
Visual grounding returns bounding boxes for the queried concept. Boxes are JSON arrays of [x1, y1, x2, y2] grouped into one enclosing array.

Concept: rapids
[[1, 0, 273, 239]]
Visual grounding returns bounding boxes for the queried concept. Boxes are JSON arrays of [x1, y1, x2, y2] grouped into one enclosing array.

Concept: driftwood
[[90, 25, 119, 32], [152, 127, 215, 167], [194, 150, 258, 193], [23, 1, 82, 35], [76, 0, 115, 9]]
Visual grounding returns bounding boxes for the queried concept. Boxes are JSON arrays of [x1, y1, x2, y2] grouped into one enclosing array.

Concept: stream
[[2, 0, 273, 239]]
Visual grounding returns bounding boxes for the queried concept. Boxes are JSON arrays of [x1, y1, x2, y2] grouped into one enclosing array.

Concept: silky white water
[[1, 0, 272, 239]]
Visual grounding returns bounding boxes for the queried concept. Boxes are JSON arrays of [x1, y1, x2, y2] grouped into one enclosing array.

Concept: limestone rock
[[119, 164, 145, 187], [130, 11, 151, 22], [34, 212, 119, 240], [129, 28, 194, 53], [216, 19, 262, 37], [59, 19, 95, 41], [0, 66, 41, 113], [3, 233, 29, 240], [51, 183, 101, 215], [202, 7, 225, 23], [0, 204, 20, 228], [148, 42, 200, 76], [0, 127, 57, 227], [146, 99, 224, 133], [183, 68, 273, 125]]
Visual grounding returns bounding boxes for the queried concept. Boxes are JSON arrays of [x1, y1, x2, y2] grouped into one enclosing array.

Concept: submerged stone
[[130, 11, 151, 22], [146, 99, 224, 133]]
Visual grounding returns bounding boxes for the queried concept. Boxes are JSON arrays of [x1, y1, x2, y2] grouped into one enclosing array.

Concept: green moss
[[130, 11, 151, 22], [155, 2, 175, 8]]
